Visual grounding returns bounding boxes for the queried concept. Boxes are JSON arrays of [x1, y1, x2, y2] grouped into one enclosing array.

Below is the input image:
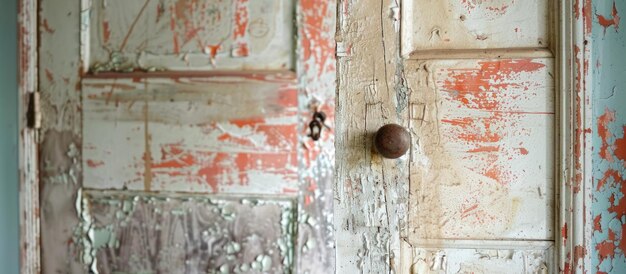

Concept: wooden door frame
[[18, 0, 40, 273], [18, 0, 590, 273]]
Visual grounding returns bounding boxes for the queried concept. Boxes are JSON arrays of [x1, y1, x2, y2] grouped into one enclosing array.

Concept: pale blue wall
[[0, 0, 20, 272], [591, 0, 626, 273]]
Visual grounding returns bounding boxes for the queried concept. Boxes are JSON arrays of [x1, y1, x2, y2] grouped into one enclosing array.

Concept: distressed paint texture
[[82, 75, 299, 194], [40, 0, 336, 273], [337, 0, 556, 272], [18, 0, 40, 272], [406, 59, 555, 242], [79, 191, 296, 273], [590, 0, 626, 273], [86, 0, 295, 71], [335, 0, 408, 273], [402, 0, 550, 57], [296, 0, 337, 272]]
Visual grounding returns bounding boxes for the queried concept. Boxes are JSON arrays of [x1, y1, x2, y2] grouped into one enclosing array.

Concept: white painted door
[[336, 0, 556, 273], [38, 0, 336, 273]]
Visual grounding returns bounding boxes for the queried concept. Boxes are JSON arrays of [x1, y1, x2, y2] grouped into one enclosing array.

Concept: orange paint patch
[[594, 214, 602, 232], [597, 2, 620, 34], [596, 240, 616, 259]]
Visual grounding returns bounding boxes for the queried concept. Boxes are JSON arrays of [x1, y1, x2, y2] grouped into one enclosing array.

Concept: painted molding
[[558, 0, 594, 273]]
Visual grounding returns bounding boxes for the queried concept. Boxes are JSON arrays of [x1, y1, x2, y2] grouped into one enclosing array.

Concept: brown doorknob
[[374, 124, 410, 159]]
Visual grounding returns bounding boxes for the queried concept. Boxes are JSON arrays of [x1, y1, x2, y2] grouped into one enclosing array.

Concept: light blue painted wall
[[591, 0, 626, 273], [0, 0, 19, 272]]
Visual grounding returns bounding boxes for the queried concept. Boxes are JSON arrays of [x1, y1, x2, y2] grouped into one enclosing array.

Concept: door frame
[[18, 0, 590, 273]]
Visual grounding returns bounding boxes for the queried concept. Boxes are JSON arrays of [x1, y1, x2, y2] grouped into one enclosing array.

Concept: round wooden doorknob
[[374, 124, 410, 159]]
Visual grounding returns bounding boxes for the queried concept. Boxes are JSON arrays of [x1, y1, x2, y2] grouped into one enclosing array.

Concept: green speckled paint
[[591, 0, 626, 273], [0, 0, 20, 273]]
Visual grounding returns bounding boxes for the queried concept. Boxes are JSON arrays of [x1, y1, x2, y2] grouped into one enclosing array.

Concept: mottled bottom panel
[[401, 241, 553, 274], [79, 190, 296, 274]]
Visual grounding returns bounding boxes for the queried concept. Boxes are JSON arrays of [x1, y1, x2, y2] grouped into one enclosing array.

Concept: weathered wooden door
[[38, 0, 336, 273], [336, 0, 556, 273]]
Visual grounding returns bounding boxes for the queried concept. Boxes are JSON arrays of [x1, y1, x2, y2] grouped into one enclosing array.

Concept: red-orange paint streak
[[170, 5, 180, 53], [45, 69, 54, 83], [102, 21, 111, 44], [583, 0, 593, 34], [42, 19, 54, 34], [461, 204, 479, 218], [441, 59, 545, 186], [232, 0, 249, 56], [86, 160, 104, 168], [598, 169, 622, 191], [597, 1, 620, 34], [300, 0, 335, 77], [562, 223, 568, 246]]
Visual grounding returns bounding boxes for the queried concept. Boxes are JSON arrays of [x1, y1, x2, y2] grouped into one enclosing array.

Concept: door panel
[[400, 242, 552, 274], [39, 0, 336, 273], [402, 0, 550, 56], [83, 74, 298, 193], [406, 58, 555, 241], [86, 0, 295, 72], [79, 190, 296, 274]]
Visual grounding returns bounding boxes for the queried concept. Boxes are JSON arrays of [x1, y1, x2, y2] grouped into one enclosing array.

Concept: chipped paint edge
[[18, 0, 40, 273]]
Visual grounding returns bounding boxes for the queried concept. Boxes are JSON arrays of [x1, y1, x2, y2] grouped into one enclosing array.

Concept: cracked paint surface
[[86, 0, 294, 71], [591, 1, 626, 272], [78, 190, 296, 274]]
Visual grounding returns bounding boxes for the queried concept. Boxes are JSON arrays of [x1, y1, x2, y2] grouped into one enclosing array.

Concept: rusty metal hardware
[[27, 91, 41, 129], [374, 124, 410, 159], [308, 111, 328, 141]]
